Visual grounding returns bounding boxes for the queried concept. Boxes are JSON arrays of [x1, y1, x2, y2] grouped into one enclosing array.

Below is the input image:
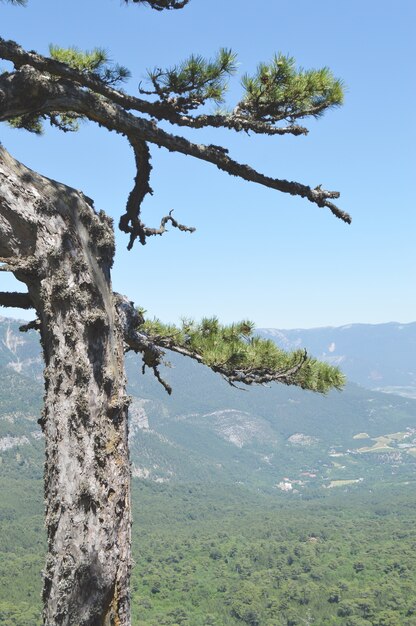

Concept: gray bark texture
[[0, 145, 132, 625]]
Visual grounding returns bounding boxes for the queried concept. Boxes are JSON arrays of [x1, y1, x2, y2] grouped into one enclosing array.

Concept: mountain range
[[259, 322, 416, 398], [1, 316, 415, 493]]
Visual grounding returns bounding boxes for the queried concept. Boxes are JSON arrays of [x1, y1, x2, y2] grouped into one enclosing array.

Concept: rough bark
[[0, 145, 131, 625]]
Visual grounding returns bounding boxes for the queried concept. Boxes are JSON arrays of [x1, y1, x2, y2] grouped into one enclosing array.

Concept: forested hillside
[[1, 317, 416, 624], [1, 317, 416, 491], [1, 479, 416, 625]]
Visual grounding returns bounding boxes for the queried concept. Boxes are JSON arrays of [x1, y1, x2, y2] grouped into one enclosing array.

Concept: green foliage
[[139, 48, 343, 127], [240, 53, 344, 122], [142, 48, 237, 110], [0, 477, 44, 625], [4, 38, 343, 140], [7, 44, 130, 133], [141, 316, 345, 392], [2, 468, 416, 625], [7, 113, 43, 134], [48, 44, 130, 86], [128, 484, 416, 625]]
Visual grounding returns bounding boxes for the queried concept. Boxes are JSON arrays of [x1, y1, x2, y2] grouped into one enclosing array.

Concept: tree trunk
[[0, 145, 132, 625]]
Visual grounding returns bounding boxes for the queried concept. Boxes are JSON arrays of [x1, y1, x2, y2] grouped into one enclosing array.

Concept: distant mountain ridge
[[258, 321, 416, 397], [1, 317, 416, 491], [3, 316, 414, 392]]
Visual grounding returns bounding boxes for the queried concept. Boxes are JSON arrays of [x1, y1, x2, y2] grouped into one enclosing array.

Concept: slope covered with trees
[[1, 314, 416, 625], [1, 479, 416, 626]]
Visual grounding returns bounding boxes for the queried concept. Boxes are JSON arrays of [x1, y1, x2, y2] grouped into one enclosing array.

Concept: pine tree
[[0, 1, 349, 624]]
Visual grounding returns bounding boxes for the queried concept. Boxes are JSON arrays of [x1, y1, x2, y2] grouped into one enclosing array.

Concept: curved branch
[[118, 139, 195, 249], [0, 66, 351, 238], [0, 37, 307, 136], [140, 210, 195, 245], [143, 334, 310, 388], [119, 138, 153, 247], [115, 296, 345, 393], [115, 293, 172, 393]]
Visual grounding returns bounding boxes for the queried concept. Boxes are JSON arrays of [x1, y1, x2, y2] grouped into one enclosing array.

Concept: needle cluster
[[7, 45, 130, 133], [139, 316, 345, 392], [141, 49, 237, 112], [240, 54, 344, 124]]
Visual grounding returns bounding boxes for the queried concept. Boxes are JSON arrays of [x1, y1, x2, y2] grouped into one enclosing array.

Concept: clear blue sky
[[1, 0, 415, 328]]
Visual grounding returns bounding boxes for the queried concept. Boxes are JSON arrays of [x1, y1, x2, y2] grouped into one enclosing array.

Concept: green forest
[[1, 475, 416, 626], [1, 321, 416, 625]]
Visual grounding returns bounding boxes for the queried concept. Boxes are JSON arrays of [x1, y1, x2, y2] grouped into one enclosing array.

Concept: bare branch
[[126, 0, 189, 9], [176, 113, 309, 136], [0, 290, 33, 308], [119, 138, 154, 247], [143, 209, 195, 237], [115, 293, 173, 393], [117, 139, 195, 248], [19, 318, 41, 332]]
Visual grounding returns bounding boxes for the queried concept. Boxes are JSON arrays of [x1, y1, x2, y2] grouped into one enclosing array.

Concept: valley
[[1, 317, 416, 494], [1, 317, 416, 625]]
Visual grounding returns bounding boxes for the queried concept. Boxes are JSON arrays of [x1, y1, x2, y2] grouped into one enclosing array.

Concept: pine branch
[[48, 45, 130, 87], [116, 296, 345, 394], [0, 39, 351, 247], [0, 65, 351, 240], [0, 38, 325, 137], [4, 42, 130, 133], [239, 54, 344, 124], [141, 48, 237, 112]]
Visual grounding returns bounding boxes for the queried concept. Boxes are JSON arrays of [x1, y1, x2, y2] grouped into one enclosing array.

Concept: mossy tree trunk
[[0, 146, 132, 625]]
